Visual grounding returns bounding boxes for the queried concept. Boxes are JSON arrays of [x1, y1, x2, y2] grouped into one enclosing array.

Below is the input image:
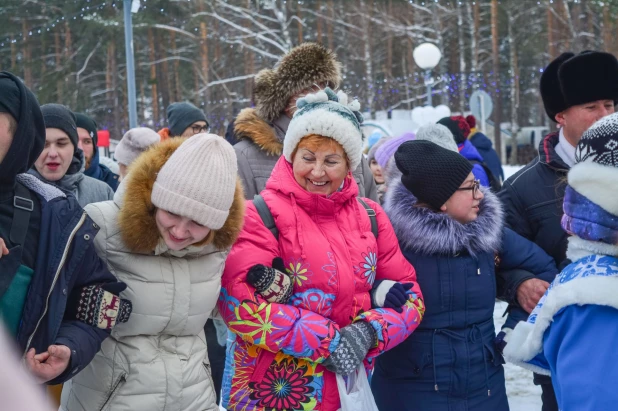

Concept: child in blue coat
[[505, 113, 618, 411]]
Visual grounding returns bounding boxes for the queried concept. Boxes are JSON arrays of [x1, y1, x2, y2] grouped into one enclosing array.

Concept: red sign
[[97, 130, 110, 148]]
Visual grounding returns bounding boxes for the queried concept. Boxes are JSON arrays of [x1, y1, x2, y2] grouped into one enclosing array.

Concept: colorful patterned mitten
[[65, 282, 132, 330], [246, 257, 293, 303]]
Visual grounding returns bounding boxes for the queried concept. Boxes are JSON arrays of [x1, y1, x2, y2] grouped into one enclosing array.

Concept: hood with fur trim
[[115, 137, 245, 254], [253, 43, 342, 123], [384, 180, 503, 256], [233, 108, 283, 156]]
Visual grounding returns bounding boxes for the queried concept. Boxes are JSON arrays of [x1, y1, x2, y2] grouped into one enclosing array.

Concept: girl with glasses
[[371, 140, 557, 411]]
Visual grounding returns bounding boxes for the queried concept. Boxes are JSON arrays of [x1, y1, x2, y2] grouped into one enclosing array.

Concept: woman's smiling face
[[292, 138, 349, 196]]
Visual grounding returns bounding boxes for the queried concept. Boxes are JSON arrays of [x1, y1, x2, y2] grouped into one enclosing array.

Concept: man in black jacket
[[0, 71, 130, 386], [499, 51, 618, 411]]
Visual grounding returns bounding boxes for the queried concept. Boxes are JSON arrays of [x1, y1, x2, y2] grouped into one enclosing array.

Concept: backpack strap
[[253, 194, 378, 241], [357, 198, 379, 239], [253, 194, 279, 240], [10, 182, 34, 247]]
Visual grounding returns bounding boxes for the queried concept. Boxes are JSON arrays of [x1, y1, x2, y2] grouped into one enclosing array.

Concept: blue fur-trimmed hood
[[384, 180, 503, 256]]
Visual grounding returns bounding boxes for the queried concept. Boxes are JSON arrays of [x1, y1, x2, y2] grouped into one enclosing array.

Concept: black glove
[[246, 257, 293, 303], [322, 321, 377, 376], [370, 280, 414, 313], [494, 329, 511, 356], [65, 282, 132, 330]]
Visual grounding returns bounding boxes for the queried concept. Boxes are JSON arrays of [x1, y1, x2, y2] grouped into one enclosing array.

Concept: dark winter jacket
[[14, 174, 121, 385], [470, 130, 504, 181], [372, 181, 556, 411], [84, 146, 119, 191], [497, 131, 568, 312], [458, 140, 490, 187]]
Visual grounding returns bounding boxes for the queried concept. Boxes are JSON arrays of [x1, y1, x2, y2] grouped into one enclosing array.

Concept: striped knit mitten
[[322, 321, 377, 376]]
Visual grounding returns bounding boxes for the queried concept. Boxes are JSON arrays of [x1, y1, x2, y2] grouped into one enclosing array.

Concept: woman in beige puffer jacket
[[60, 135, 245, 411]]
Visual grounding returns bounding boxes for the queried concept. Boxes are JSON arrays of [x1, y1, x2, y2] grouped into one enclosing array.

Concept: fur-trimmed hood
[[253, 42, 342, 123], [233, 108, 283, 156], [115, 137, 245, 254], [384, 180, 503, 256]]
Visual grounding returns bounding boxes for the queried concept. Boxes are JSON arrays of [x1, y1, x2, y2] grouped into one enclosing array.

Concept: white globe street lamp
[[413, 43, 442, 106]]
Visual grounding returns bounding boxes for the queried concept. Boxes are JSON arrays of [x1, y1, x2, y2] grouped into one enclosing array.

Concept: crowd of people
[[1, 42, 618, 411]]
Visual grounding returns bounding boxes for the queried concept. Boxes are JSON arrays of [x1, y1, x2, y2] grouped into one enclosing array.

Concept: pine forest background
[[2, 0, 617, 158]]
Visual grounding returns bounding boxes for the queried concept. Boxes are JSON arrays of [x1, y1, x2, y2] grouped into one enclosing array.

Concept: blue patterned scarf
[[561, 185, 618, 245]]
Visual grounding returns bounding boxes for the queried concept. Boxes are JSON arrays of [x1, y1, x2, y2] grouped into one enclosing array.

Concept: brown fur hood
[[253, 42, 341, 123], [234, 108, 283, 156], [116, 137, 245, 253]]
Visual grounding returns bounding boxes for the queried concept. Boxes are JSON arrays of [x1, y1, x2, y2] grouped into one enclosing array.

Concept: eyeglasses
[[456, 179, 481, 199], [191, 124, 210, 135]]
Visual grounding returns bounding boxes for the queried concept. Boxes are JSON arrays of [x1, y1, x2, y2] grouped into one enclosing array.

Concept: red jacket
[[219, 157, 424, 411]]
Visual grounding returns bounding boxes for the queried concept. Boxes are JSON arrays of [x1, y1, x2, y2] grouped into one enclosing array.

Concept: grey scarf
[[28, 150, 85, 199]]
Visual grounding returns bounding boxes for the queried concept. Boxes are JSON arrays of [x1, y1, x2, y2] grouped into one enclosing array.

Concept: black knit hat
[[166, 102, 208, 137], [437, 117, 465, 145], [395, 140, 473, 210], [75, 112, 98, 146], [41, 104, 78, 152], [0, 71, 46, 184], [541, 51, 618, 122]]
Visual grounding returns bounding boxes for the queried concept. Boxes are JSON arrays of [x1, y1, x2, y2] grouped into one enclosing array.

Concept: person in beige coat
[[60, 134, 245, 411]]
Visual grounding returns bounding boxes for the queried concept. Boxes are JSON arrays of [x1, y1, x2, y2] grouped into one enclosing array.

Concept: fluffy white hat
[[283, 88, 364, 170]]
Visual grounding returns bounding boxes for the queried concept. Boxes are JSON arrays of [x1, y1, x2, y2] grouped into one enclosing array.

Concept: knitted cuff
[[247, 264, 293, 303], [370, 279, 397, 308], [65, 284, 132, 330]]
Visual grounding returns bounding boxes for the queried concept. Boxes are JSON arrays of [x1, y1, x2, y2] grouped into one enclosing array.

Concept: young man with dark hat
[[158, 101, 209, 140], [498, 51, 618, 411], [75, 112, 119, 191], [0, 71, 131, 385], [232, 42, 378, 200], [29, 104, 114, 207]]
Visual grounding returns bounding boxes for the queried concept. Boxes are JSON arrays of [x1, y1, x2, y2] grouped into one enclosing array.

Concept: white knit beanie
[[115, 127, 160, 166], [283, 87, 364, 170], [415, 124, 459, 153], [151, 133, 237, 229]]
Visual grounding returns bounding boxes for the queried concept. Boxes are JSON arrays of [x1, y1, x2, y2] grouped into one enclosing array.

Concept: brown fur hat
[[253, 43, 342, 123], [117, 137, 245, 253]]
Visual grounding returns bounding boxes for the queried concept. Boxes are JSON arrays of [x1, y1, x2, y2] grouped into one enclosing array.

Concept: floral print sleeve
[[219, 205, 341, 363], [355, 201, 425, 358]]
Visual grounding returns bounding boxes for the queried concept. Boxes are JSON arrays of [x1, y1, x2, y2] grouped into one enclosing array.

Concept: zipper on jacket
[[24, 211, 88, 355], [99, 372, 127, 411]]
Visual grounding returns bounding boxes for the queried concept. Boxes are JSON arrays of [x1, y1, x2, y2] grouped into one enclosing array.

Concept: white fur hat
[[115, 127, 160, 166], [283, 88, 364, 170]]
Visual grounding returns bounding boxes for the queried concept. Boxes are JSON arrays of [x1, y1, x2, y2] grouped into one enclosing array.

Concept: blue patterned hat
[[283, 87, 364, 170]]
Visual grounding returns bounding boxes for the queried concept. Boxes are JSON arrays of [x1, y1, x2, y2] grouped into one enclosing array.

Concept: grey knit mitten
[[323, 321, 377, 376]]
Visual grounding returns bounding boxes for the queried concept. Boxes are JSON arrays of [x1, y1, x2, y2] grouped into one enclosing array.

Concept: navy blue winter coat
[[84, 146, 119, 191], [372, 181, 556, 411], [15, 174, 120, 384], [469, 130, 504, 181]]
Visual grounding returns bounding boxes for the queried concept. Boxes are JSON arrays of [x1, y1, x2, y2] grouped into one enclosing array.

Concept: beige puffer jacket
[[60, 138, 245, 411]]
